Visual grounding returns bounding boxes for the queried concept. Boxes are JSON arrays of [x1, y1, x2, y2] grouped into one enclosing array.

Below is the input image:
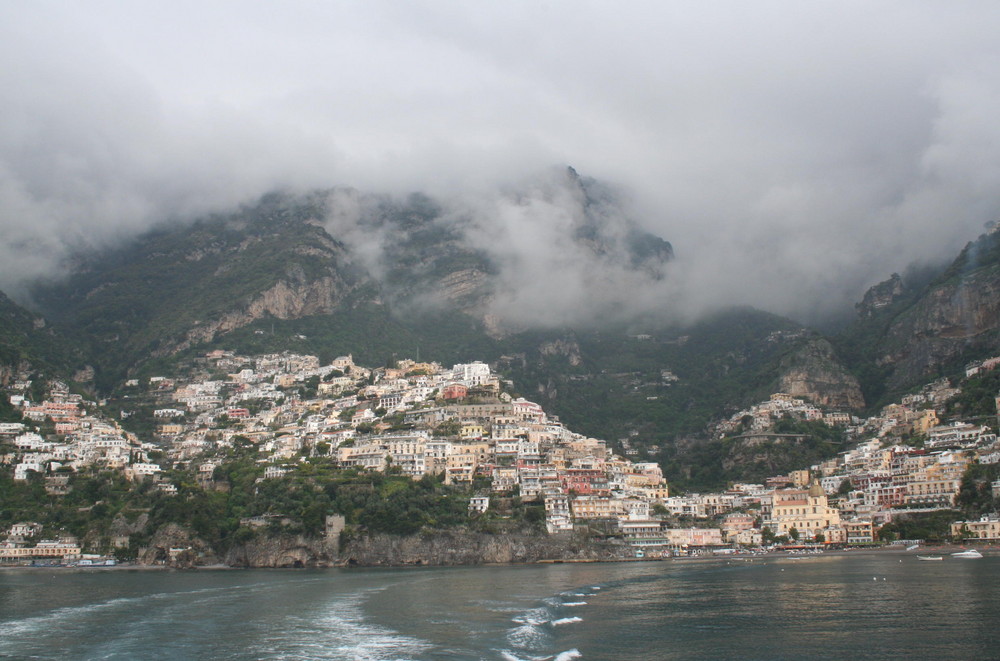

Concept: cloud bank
[[2, 1, 1000, 324]]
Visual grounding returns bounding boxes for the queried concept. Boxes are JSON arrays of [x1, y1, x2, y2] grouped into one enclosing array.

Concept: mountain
[[28, 169, 977, 489], [835, 229, 1000, 406], [29, 191, 363, 390], [0, 290, 84, 392]]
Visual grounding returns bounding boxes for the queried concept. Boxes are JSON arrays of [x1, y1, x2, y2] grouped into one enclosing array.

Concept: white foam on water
[[506, 623, 548, 649], [499, 651, 564, 661], [0, 588, 192, 641], [512, 607, 551, 627], [554, 649, 583, 660], [473, 597, 526, 612], [251, 588, 432, 661], [550, 617, 582, 626], [512, 617, 549, 626], [560, 602, 586, 607], [500, 652, 529, 661]]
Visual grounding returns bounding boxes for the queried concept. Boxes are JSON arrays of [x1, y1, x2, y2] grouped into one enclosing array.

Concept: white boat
[[917, 555, 943, 561], [951, 549, 983, 559]]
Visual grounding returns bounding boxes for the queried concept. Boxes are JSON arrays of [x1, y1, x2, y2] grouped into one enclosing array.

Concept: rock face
[[858, 233, 1000, 392], [538, 337, 583, 367], [436, 268, 491, 307], [137, 523, 220, 568], [340, 529, 629, 566], [856, 273, 905, 318], [778, 338, 865, 409], [174, 275, 349, 353], [134, 525, 629, 568], [225, 535, 339, 568], [879, 272, 1000, 390]]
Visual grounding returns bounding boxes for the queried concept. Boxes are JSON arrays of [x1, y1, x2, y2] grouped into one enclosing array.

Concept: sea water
[[1, 553, 998, 660]]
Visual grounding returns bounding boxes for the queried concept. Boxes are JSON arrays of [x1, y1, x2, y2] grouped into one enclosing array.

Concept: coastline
[[4, 542, 996, 572]]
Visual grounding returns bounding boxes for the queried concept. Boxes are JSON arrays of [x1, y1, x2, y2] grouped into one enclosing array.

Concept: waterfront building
[[951, 515, 1000, 541], [768, 480, 841, 540]]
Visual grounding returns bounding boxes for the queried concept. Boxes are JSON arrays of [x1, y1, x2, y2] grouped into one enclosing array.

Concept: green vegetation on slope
[[0, 291, 83, 379], [661, 418, 846, 492], [0, 452, 514, 559], [31, 192, 359, 391]]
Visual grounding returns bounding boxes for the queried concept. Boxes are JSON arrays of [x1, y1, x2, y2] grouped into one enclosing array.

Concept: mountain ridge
[[8, 175, 1000, 487]]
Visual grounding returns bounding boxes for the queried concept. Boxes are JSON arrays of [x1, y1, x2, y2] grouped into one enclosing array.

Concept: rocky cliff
[[778, 338, 865, 409], [879, 270, 1000, 390], [855, 273, 905, 318], [137, 523, 221, 568], [853, 232, 1000, 393], [339, 529, 630, 566], [171, 275, 351, 355], [134, 524, 629, 568], [225, 534, 339, 568]]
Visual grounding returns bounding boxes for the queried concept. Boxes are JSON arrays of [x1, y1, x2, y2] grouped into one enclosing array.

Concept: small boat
[[951, 549, 983, 559], [906, 544, 920, 552], [917, 555, 943, 561]]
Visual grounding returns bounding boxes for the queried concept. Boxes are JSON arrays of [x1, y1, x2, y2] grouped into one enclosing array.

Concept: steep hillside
[[0, 290, 84, 390], [31, 192, 363, 390], [20, 175, 872, 485], [837, 231, 1000, 405], [29, 169, 675, 387]]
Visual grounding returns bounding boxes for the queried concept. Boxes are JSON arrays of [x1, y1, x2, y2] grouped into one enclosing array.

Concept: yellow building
[[904, 457, 968, 507], [769, 480, 841, 540], [912, 409, 939, 434], [951, 516, 1000, 541], [789, 470, 811, 488], [571, 496, 626, 520]]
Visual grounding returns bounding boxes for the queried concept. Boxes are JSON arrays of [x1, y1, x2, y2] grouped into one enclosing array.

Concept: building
[[951, 516, 1000, 541], [441, 384, 469, 401], [0, 539, 82, 562], [663, 528, 724, 550], [468, 496, 490, 514], [768, 480, 841, 540], [842, 519, 876, 544]]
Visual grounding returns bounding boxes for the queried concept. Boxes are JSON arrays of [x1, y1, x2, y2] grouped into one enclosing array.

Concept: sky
[[3, 1, 1000, 325]]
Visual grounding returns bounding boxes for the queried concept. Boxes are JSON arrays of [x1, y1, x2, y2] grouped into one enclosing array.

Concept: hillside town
[[3, 349, 1000, 563]]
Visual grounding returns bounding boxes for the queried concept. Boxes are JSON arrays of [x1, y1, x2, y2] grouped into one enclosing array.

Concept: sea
[[1, 552, 998, 660]]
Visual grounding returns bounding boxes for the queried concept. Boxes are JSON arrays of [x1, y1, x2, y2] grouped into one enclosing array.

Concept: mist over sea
[[1, 553, 997, 660]]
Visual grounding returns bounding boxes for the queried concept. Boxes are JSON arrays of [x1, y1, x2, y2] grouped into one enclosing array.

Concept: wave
[[560, 602, 586, 607], [506, 623, 549, 650], [550, 617, 582, 626], [499, 649, 582, 661], [512, 617, 549, 626], [512, 606, 552, 627], [554, 650, 583, 661], [500, 652, 529, 661], [0, 576, 332, 642], [261, 589, 431, 660]]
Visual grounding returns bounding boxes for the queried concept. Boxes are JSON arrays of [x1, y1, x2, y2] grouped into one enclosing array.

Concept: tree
[[788, 527, 800, 541], [433, 420, 462, 437]]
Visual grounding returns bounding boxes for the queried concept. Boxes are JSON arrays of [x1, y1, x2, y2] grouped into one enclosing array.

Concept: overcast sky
[[3, 1, 1000, 324]]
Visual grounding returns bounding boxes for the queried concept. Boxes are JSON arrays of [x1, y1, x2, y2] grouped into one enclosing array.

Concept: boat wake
[[501, 583, 601, 659]]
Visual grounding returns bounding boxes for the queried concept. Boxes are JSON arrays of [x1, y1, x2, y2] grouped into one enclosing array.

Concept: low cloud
[[2, 2, 1000, 325]]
